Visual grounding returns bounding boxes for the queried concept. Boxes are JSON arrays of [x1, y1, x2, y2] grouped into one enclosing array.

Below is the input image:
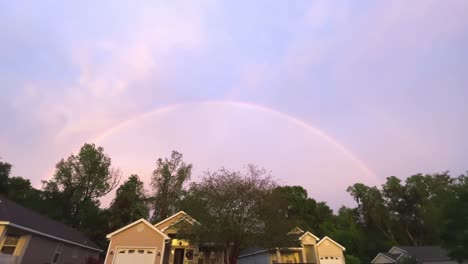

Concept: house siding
[[317, 242, 345, 264], [20, 234, 99, 264], [105, 222, 166, 264]]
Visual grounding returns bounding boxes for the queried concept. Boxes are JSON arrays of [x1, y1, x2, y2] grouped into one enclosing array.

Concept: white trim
[[111, 246, 158, 264], [389, 246, 407, 254], [298, 231, 320, 241], [154, 211, 200, 228], [103, 239, 113, 264], [371, 253, 397, 263], [160, 239, 167, 264], [160, 217, 198, 232], [106, 219, 170, 240], [287, 227, 305, 235], [239, 249, 270, 258], [0, 221, 101, 252], [316, 236, 346, 251], [239, 247, 303, 258]]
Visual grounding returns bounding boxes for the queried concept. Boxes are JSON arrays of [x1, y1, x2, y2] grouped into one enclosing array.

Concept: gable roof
[[0, 195, 101, 251], [160, 215, 199, 232], [287, 227, 305, 235], [106, 218, 170, 239], [371, 253, 399, 263], [298, 231, 320, 241], [393, 246, 452, 261], [317, 236, 346, 251], [154, 211, 199, 229]]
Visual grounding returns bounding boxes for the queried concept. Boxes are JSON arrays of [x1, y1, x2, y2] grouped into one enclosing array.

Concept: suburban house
[[371, 246, 458, 264], [104, 211, 225, 264], [238, 227, 346, 264], [0, 195, 102, 264]]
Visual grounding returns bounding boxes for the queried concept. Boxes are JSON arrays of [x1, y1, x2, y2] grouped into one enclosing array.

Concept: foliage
[[151, 151, 192, 222], [1, 151, 467, 263], [42, 143, 121, 227], [441, 174, 468, 262], [181, 165, 278, 264], [0, 161, 12, 194], [345, 255, 361, 264], [109, 174, 149, 230]]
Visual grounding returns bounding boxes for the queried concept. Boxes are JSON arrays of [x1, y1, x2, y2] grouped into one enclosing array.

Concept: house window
[[52, 243, 63, 263], [72, 247, 79, 258], [1, 235, 20, 255]]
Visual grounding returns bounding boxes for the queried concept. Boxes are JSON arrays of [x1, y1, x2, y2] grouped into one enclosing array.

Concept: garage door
[[319, 256, 341, 264], [113, 248, 156, 264]]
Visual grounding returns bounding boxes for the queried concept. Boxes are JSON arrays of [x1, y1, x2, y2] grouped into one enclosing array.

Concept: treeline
[[0, 143, 467, 263]]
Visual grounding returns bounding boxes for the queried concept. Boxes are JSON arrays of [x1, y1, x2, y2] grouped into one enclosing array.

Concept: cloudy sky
[[1, 0, 467, 209]]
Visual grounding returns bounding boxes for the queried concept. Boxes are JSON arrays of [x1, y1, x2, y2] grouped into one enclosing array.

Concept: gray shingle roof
[[0, 195, 101, 251], [381, 253, 400, 261], [397, 246, 451, 261]]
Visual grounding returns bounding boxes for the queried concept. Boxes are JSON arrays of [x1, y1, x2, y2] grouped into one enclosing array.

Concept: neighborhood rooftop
[[0, 195, 101, 251]]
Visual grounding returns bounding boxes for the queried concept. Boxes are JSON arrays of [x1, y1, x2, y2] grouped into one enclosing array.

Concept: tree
[[273, 186, 334, 236], [42, 143, 121, 227], [151, 151, 192, 222], [109, 174, 149, 230], [0, 161, 12, 194], [6, 176, 43, 210], [441, 174, 468, 262], [182, 165, 278, 264]]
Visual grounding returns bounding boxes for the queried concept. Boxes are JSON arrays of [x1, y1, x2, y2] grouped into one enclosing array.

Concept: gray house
[[238, 228, 346, 264], [371, 246, 458, 264], [0, 195, 102, 264]]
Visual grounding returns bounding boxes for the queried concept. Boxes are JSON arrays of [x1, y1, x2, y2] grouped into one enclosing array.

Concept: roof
[[239, 247, 303, 258], [395, 246, 452, 261], [154, 211, 199, 228], [106, 218, 170, 239], [381, 253, 401, 260], [317, 236, 346, 251], [371, 253, 399, 263], [0, 195, 101, 251], [299, 231, 320, 242]]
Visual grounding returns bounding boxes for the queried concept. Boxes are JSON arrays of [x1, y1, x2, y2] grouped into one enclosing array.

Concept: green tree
[[109, 174, 149, 230], [0, 161, 12, 194], [274, 186, 334, 236], [441, 174, 468, 262], [42, 143, 121, 227], [151, 151, 192, 222], [182, 165, 278, 264]]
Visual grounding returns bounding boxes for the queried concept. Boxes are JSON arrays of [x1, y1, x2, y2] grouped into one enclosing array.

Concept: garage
[[113, 248, 156, 264], [319, 256, 342, 264]]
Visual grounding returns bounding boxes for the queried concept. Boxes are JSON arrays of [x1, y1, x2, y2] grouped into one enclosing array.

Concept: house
[[371, 246, 458, 264], [0, 195, 102, 264], [104, 211, 225, 264], [238, 227, 346, 264]]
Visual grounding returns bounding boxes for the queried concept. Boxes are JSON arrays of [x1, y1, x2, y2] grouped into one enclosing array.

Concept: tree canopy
[[1, 148, 466, 263]]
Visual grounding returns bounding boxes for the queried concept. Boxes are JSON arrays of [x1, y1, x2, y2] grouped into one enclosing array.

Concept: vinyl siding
[[20, 234, 99, 264]]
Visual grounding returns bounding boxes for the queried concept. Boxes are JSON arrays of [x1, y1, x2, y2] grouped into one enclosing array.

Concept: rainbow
[[88, 100, 376, 179], [44, 100, 376, 183]]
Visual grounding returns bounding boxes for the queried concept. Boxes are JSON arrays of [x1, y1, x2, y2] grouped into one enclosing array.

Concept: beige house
[[238, 228, 346, 264], [104, 211, 225, 264]]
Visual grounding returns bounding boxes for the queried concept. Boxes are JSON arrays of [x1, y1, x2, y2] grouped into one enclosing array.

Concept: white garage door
[[320, 256, 341, 264], [113, 248, 156, 264]]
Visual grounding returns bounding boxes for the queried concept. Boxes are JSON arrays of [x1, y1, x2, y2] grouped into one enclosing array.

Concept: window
[[72, 247, 79, 258], [52, 243, 63, 263], [1, 235, 20, 255]]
